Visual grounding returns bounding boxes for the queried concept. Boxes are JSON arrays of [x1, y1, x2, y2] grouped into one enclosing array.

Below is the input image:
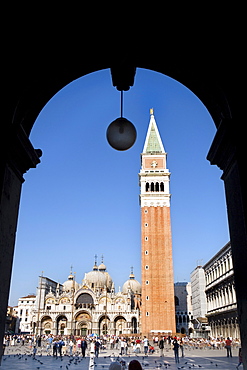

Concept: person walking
[[225, 337, 232, 357], [57, 339, 64, 357], [143, 336, 149, 355], [32, 345, 37, 358], [53, 340, 58, 357], [110, 337, 115, 350], [95, 339, 101, 358], [159, 337, 164, 357], [120, 338, 125, 355], [46, 335, 53, 353], [81, 337, 87, 357], [179, 338, 184, 358], [69, 339, 74, 356], [173, 339, 180, 364], [125, 339, 128, 355], [136, 338, 141, 354], [90, 340, 95, 354]]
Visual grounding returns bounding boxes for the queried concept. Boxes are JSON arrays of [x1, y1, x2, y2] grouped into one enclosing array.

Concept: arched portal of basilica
[[75, 312, 92, 336]]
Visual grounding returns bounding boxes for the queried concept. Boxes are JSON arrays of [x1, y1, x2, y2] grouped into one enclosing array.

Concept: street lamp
[[106, 91, 136, 151]]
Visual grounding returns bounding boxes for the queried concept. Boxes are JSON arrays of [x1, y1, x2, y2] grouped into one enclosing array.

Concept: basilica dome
[[122, 270, 141, 294], [83, 260, 113, 291], [98, 262, 106, 271], [84, 270, 107, 288], [63, 273, 79, 292]]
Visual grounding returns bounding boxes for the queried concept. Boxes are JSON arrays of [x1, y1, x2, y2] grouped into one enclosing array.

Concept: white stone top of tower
[[143, 109, 165, 154], [139, 109, 170, 207]]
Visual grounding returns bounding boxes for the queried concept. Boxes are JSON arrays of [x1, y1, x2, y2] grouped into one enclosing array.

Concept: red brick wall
[[141, 206, 176, 336]]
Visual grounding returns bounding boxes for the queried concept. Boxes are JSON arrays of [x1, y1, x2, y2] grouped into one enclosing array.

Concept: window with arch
[[76, 293, 93, 305], [145, 181, 165, 192], [175, 296, 179, 306]]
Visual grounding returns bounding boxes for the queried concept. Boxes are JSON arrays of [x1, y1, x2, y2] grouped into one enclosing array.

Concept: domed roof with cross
[[83, 256, 113, 292], [122, 267, 141, 294], [63, 267, 79, 292], [98, 255, 107, 271]]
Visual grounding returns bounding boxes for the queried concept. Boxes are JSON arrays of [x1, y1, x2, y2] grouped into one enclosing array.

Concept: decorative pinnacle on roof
[[143, 109, 165, 154], [93, 254, 98, 270], [129, 266, 135, 279]]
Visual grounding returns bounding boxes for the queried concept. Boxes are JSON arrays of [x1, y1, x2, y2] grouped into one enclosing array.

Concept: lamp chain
[[120, 90, 123, 118]]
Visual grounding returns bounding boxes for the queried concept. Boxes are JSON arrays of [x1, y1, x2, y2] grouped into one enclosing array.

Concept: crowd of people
[[2, 333, 244, 368], [3, 333, 241, 358]]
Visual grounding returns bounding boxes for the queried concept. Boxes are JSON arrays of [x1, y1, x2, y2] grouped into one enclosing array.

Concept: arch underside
[[11, 59, 232, 138]]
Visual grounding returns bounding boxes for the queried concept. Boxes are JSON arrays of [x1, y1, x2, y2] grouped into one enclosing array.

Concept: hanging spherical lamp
[[106, 91, 137, 151]]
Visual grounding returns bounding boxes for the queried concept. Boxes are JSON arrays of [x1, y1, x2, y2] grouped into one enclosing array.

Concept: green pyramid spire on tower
[[143, 109, 165, 153]]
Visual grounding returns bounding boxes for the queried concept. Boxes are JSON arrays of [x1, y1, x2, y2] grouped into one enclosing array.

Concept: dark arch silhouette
[[1, 31, 246, 366], [11, 64, 231, 137]]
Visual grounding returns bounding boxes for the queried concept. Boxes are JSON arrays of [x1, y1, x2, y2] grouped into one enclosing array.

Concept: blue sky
[[9, 68, 229, 306]]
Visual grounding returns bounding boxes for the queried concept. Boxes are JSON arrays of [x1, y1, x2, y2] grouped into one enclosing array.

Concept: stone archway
[[40, 315, 52, 335], [114, 316, 127, 336], [56, 315, 68, 336], [99, 315, 111, 336], [78, 321, 89, 337], [75, 311, 92, 336], [131, 317, 138, 334], [1, 39, 246, 366]]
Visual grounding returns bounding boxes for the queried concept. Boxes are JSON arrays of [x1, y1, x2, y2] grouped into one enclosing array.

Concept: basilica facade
[[32, 259, 141, 337]]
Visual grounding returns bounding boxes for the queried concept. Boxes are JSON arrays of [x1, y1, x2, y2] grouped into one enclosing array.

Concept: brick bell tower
[[139, 109, 176, 337]]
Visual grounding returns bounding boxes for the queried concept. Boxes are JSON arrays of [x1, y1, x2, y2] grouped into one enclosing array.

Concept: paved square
[[0, 344, 241, 370]]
